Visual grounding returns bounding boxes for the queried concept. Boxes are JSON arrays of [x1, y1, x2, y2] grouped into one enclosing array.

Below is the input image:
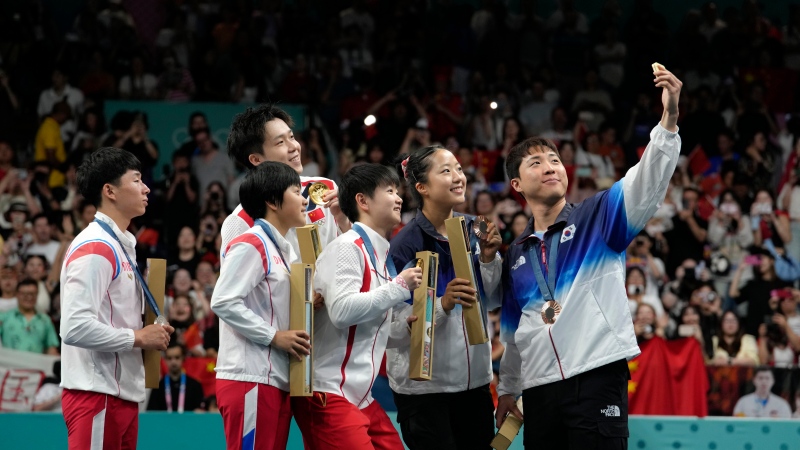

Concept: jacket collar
[[514, 202, 574, 246], [414, 209, 471, 241], [353, 221, 391, 260], [95, 212, 136, 249]]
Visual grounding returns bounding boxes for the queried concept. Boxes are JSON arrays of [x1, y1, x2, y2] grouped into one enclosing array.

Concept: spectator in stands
[[167, 268, 210, 323], [778, 159, 800, 262], [751, 188, 792, 250], [24, 255, 51, 315], [200, 181, 230, 222], [634, 303, 664, 343], [0, 278, 59, 355], [36, 67, 84, 143], [575, 131, 615, 181], [708, 190, 753, 271], [594, 26, 626, 89], [626, 266, 665, 321], [34, 101, 71, 188], [119, 55, 158, 100], [169, 226, 201, 278], [540, 106, 573, 146], [665, 187, 708, 277], [192, 128, 236, 199], [158, 51, 195, 102], [519, 80, 556, 136], [25, 214, 60, 266], [687, 282, 723, 357], [110, 112, 159, 181], [757, 288, 800, 367], [1, 202, 33, 266], [627, 231, 666, 300], [74, 200, 96, 231], [673, 305, 705, 347], [0, 267, 18, 312], [740, 132, 779, 194], [194, 260, 217, 300], [572, 68, 614, 131], [733, 367, 792, 418], [710, 310, 759, 366], [168, 294, 196, 349], [731, 247, 790, 336], [177, 113, 215, 157], [146, 343, 205, 412], [165, 152, 200, 244], [70, 107, 106, 159]]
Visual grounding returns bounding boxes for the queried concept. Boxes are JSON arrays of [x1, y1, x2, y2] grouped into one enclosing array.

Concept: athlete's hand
[[399, 267, 423, 291], [272, 330, 311, 361], [495, 394, 523, 428], [479, 221, 501, 263], [323, 189, 351, 232], [134, 324, 172, 350], [313, 292, 325, 310], [441, 278, 476, 311]]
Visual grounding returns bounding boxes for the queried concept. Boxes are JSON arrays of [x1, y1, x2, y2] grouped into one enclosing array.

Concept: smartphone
[[576, 167, 592, 177], [17, 169, 27, 180], [744, 255, 762, 265], [771, 289, 793, 300], [677, 324, 696, 337], [719, 202, 738, 215]]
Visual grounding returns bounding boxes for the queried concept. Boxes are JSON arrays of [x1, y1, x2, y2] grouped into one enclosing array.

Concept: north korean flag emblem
[[308, 208, 326, 224]]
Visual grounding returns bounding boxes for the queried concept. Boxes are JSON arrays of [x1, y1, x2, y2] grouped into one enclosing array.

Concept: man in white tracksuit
[[496, 66, 683, 449]]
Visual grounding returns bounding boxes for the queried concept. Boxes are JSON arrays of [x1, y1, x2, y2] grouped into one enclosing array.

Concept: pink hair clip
[[401, 157, 409, 179]]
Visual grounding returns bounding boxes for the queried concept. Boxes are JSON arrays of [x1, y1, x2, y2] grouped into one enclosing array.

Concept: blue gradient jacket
[[498, 125, 681, 395]]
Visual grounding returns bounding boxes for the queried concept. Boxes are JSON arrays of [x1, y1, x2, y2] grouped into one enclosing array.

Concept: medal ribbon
[[164, 372, 186, 413], [302, 184, 317, 211], [352, 223, 397, 281], [528, 232, 560, 302], [256, 219, 290, 274], [94, 219, 163, 318]]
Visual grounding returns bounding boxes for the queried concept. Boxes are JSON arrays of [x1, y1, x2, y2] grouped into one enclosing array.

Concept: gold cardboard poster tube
[[445, 216, 489, 345], [289, 263, 315, 396], [409, 251, 438, 381], [296, 225, 322, 264], [144, 258, 167, 389], [491, 398, 525, 450]]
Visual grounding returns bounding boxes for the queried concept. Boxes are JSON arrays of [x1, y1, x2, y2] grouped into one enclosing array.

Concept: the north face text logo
[[601, 405, 620, 417]]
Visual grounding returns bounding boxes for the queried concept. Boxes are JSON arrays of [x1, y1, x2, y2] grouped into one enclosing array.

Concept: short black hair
[[340, 164, 400, 224], [753, 366, 773, 377], [395, 145, 443, 208], [239, 161, 300, 220], [227, 104, 294, 169], [505, 137, 560, 180], [16, 278, 39, 291], [31, 213, 50, 226], [77, 147, 142, 207]]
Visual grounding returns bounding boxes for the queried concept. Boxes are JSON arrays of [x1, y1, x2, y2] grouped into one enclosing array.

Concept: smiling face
[[274, 184, 308, 230], [511, 147, 568, 205], [252, 119, 302, 173], [721, 311, 740, 337], [362, 183, 403, 231], [416, 149, 467, 209]]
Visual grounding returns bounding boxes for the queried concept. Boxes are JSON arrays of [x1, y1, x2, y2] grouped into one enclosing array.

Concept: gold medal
[[472, 215, 490, 239], [308, 182, 329, 205], [541, 300, 562, 325]]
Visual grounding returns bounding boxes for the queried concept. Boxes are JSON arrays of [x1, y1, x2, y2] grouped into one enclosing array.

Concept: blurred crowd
[[1, 0, 800, 416]]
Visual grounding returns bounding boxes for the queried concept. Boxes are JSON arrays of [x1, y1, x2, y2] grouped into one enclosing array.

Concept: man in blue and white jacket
[[495, 66, 682, 449]]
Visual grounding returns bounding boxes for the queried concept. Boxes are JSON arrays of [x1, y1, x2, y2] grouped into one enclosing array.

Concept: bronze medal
[[540, 300, 562, 325], [473, 215, 490, 239], [308, 182, 329, 205]]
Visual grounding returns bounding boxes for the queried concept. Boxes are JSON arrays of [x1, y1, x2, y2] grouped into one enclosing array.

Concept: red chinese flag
[[628, 337, 708, 416], [182, 357, 218, 397]]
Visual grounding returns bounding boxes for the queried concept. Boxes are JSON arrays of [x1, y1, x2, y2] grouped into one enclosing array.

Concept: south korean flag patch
[[560, 224, 576, 243]]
